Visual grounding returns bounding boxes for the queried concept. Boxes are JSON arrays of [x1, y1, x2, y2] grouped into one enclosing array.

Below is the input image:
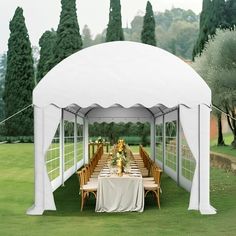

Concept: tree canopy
[[123, 8, 199, 59], [37, 30, 57, 82], [82, 25, 93, 48], [0, 54, 7, 121], [3, 7, 34, 136], [141, 1, 156, 46], [106, 0, 124, 42], [193, 29, 236, 147], [193, 0, 236, 59], [52, 0, 82, 66]]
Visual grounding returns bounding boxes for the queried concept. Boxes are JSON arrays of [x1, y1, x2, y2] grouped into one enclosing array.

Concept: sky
[[0, 0, 202, 54]]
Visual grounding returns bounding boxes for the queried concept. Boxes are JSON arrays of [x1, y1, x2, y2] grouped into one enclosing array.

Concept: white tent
[[27, 41, 216, 215]]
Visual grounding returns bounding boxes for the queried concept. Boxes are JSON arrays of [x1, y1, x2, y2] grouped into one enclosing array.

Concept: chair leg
[[81, 191, 86, 211], [81, 191, 84, 211], [154, 190, 160, 208]]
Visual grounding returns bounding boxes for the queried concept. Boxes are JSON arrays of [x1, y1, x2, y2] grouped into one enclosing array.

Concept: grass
[[210, 133, 236, 157], [0, 143, 236, 236]]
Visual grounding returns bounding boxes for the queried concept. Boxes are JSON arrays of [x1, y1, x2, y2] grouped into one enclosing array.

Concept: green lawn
[[0, 143, 236, 236], [210, 133, 236, 157]]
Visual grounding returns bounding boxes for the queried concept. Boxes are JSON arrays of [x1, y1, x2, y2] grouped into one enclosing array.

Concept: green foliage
[[124, 8, 199, 59], [193, 29, 236, 147], [82, 25, 93, 48], [225, 0, 236, 29], [89, 122, 150, 146], [155, 8, 199, 30], [192, 0, 213, 59], [157, 21, 199, 58], [52, 0, 82, 66], [106, 0, 124, 42], [3, 7, 34, 136], [0, 54, 7, 121], [0, 136, 34, 143], [192, 0, 235, 59], [36, 30, 57, 82], [141, 1, 156, 46]]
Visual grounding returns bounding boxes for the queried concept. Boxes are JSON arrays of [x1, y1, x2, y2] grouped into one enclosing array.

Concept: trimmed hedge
[[89, 136, 150, 146], [0, 136, 34, 143]]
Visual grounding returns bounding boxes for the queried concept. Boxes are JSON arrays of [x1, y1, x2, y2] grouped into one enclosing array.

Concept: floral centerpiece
[[109, 139, 131, 176]]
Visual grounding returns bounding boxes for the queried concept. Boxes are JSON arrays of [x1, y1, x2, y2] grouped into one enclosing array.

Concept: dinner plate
[[129, 174, 141, 177], [100, 174, 110, 177], [100, 171, 110, 174], [131, 173, 141, 175]]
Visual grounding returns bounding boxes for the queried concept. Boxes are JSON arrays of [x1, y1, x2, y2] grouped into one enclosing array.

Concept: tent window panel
[[165, 121, 177, 171], [64, 121, 74, 171], [181, 128, 195, 181], [156, 123, 163, 162], [46, 127, 60, 181], [77, 124, 83, 161]]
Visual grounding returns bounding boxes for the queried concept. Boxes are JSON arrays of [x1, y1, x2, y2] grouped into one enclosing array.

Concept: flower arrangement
[[109, 139, 130, 171]]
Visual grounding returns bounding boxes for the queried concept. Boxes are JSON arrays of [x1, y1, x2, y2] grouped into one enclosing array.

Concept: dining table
[[95, 163, 144, 212]]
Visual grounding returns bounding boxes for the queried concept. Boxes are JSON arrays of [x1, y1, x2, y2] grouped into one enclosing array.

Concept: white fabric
[[87, 107, 153, 123], [27, 105, 61, 215], [95, 175, 144, 212], [180, 105, 199, 210], [33, 41, 211, 109], [199, 104, 216, 214], [180, 105, 216, 214]]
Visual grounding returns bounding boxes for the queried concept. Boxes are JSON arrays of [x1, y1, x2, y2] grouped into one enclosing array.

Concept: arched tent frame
[[27, 42, 216, 215]]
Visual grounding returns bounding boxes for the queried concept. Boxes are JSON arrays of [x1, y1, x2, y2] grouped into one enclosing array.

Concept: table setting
[[95, 140, 144, 212]]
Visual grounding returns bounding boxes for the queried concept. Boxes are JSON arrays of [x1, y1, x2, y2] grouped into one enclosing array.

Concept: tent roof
[[33, 41, 211, 114]]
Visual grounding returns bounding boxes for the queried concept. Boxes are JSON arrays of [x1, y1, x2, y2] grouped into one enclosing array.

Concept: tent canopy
[[33, 41, 211, 114], [29, 41, 216, 216]]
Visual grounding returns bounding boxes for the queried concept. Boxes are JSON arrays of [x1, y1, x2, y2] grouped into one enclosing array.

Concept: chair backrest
[[77, 170, 85, 188], [153, 167, 163, 186], [84, 165, 92, 183]]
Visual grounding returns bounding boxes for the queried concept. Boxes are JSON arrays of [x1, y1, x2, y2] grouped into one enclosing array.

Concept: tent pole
[[198, 105, 200, 211], [150, 118, 155, 161], [163, 114, 165, 172], [177, 106, 180, 185], [60, 109, 65, 186], [74, 114, 78, 172], [83, 118, 89, 164]]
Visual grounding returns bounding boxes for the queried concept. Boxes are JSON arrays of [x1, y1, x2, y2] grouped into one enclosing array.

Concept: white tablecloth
[[95, 174, 144, 212]]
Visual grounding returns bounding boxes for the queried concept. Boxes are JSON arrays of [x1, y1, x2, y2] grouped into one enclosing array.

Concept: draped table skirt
[[95, 174, 144, 212]]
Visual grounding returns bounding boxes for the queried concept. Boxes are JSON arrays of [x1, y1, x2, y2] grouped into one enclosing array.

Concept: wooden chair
[[77, 169, 98, 211], [143, 167, 162, 208]]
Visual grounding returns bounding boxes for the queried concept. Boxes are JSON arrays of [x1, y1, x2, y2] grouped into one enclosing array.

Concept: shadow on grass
[[44, 173, 190, 217]]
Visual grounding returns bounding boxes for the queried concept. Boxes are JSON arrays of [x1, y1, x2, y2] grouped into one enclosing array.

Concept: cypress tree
[[3, 7, 34, 136], [211, 0, 227, 32], [53, 0, 82, 66], [192, 0, 213, 59], [141, 1, 156, 46], [106, 0, 124, 42], [36, 30, 57, 82], [225, 0, 236, 28], [193, 0, 229, 59], [0, 54, 7, 121], [82, 25, 93, 48]]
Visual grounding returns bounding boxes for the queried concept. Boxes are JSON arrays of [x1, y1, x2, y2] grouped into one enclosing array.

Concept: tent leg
[[74, 115, 78, 172], [83, 119, 89, 164], [199, 104, 216, 215], [150, 118, 155, 161]]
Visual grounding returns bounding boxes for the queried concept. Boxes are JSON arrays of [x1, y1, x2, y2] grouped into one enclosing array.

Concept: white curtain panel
[[180, 104, 216, 214], [27, 105, 61, 215], [198, 104, 216, 214], [180, 105, 199, 210]]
